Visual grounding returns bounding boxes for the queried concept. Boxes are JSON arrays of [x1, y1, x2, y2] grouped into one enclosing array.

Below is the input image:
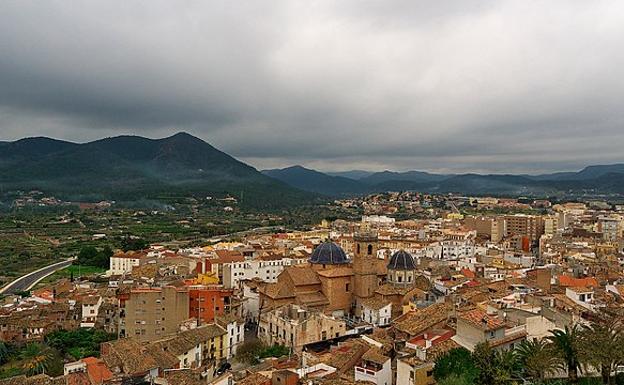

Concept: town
[[0, 193, 623, 385]]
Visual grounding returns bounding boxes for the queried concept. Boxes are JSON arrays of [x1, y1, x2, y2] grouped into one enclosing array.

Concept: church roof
[[283, 266, 320, 286], [309, 241, 350, 265], [387, 250, 416, 270]]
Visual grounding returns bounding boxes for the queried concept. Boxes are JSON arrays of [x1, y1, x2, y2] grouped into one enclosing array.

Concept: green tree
[[492, 348, 521, 384], [76, 245, 113, 268], [438, 374, 474, 385], [121, 237, 149, 252], [77, 246, 98, 265], [0, 341, 9, 365], [20, 343, 53, 376], [472, 342, 520, 385], [258, 345, 290, 359], [433, 347, 477, 383], [472, 342, 497, 385], [579, 312, 624, 385], [548, 325, 583, 384], [46, 328, 116, 360], [235, 340, 265, 364], [516, 338, 561, 382]]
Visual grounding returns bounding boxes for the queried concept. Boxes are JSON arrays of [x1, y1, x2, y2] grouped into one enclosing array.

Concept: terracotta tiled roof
[[296, 292, 330, 307], [65, 372, 91, 385], [316, 266, 354, 278], [361, 347, 389, 365], [151, 324, 226, 356], [558, 275, 599, 288], [101, 338, 178, 375], [81, 295, 101, 305], [213, 250, 245, 263], [458, 309, 504, 331], [260, 282, 295, 300], [81, 356, 113, 383], [283, 266, 320, 286], [426, 338, 461, 360], [461, 268, 476, 279], [237, 373, 271, 385], [393, 303, 450, 336], [164, 370, 207, 385], [362, 297, 392, 310]]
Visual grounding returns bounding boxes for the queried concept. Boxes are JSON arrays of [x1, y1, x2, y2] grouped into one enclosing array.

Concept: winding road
[[0, 258, 75, 294]]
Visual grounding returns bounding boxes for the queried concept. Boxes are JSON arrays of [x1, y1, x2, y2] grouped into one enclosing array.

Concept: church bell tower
[[352, 230, 379, 317]]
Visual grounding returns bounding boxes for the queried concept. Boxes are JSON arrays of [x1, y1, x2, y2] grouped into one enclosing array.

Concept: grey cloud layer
[[1, 1, 623, 173]]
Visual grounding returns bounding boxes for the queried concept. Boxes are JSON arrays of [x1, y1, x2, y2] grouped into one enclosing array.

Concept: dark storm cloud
[[1, 1, 623, 173]]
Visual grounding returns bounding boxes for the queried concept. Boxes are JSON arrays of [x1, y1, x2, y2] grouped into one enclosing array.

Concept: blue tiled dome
[[387, 250, 416, 270], [309, 241, 350, 265]]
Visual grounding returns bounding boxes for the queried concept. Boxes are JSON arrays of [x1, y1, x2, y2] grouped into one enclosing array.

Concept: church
[[258, 232, 429, 320]]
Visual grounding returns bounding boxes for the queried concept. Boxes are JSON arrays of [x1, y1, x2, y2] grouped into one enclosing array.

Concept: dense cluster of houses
[[1, 198, 624, 384]]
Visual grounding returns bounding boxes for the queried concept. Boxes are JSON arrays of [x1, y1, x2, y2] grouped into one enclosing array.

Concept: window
[[345, 283, 350, 292], [367, 244, 373, 255]]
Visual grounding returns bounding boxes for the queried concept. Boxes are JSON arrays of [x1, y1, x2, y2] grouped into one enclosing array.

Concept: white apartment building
[[107, 252, 147, 276], [355, 347, 392, 385], [217, 315, 245, 359], [222, 256, 307, 288], [80, 295, 102, 328], [362, 301, 392, 327], [362, 215, 396, 228], [598, 216, 621, 241], [440, 230, 476, 260]]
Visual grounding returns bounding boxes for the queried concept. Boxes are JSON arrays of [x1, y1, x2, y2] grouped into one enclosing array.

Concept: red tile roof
[[82, 356, 113, 384], [461, 268, 476, 279], [558, 275, 599, 288], [213, 250, 245, 263], [458, 309, 504, 331]]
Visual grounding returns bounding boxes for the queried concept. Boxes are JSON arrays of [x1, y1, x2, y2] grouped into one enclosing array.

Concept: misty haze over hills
[[262, 164, 624, 197], [1, 133, 624, 203]]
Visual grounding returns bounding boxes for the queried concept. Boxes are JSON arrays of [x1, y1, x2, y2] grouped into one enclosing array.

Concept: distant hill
[[360, 170, 449, 185], [325, 170, 375, 180], [529, 164, 624, 181], [263, 164, 624, 197], [4, 133, 624, 202], [0, 133, 315, 208], [262, 166, 369, 196]]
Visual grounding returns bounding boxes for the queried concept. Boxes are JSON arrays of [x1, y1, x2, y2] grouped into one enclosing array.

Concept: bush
[[235, 340, 265, 364], [46, 329, 116, 360], [433, 347, 477, 383], [235, 341, 290, 364], [259, 345, 290, 359], [76, 246, 113, 268]]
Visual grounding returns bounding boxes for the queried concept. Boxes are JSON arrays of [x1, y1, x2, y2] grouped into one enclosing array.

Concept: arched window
[[367, 244, 373, 255], [357, 244, 361, 254]]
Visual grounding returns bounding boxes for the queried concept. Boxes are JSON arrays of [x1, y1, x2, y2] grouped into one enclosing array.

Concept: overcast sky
[[1, 1, 623, 174]]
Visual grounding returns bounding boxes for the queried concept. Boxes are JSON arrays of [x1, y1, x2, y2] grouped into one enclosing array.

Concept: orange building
[[188, 286, 233, 324]]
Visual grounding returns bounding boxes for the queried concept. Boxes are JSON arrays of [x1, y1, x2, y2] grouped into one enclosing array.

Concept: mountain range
[[2, 132, 623, 205], [262, 164, 624, 198], [0, 133, 313, 208]]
